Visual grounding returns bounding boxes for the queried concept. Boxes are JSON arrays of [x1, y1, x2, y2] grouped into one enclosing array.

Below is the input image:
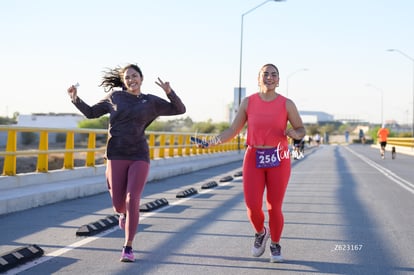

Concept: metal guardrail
[[0, 126, 242, 176], [387, 137, 414, 148]]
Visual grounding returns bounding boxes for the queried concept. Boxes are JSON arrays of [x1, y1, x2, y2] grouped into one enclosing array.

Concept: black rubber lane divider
[[0, 244, 44, 273], [76, 215, 119, 236], [176, 187, 198, 198], [201, 181, 218, 189], [219, 175, 233, 182], [233, 171, 243, 177], [139, 198, 169, 212]]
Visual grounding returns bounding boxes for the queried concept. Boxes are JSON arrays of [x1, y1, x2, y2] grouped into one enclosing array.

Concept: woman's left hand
[[286, 128, 301, 140], [155, 77, 172, 94]]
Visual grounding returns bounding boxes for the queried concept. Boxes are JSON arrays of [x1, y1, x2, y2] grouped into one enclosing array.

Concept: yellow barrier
[[0, 126, 242, 176], [387, 137, 414, 148]]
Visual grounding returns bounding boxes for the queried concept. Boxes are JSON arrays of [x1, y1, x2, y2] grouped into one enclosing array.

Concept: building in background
[[300, 111, 334, 124], [227, 95, 336, 125], [0, 113, 85, 147], [16, 113, 84, 128]]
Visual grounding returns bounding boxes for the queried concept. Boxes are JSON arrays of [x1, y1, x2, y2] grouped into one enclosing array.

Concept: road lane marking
[[5, 179, 236, 274], [345, 146, 414, 195]]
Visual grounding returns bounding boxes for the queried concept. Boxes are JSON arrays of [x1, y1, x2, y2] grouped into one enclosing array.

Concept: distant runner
[[377, 125, 390, 159]]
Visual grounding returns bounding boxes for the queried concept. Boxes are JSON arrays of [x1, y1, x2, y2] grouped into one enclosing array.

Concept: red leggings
[[106, 160, 149, 243], [243, 147, 291, 243]]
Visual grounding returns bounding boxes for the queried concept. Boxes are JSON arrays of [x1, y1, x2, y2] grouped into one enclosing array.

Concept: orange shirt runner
[[377, 127, 390, 142]]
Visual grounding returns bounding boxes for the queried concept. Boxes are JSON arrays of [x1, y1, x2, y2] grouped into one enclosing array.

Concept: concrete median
[[0, 151, 244, 216]]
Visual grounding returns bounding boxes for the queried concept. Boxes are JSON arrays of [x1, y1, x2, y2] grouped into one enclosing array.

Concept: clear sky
[[1, 0, 413, 125]]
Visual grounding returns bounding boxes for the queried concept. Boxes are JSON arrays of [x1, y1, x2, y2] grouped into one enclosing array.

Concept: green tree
[[306, 124, 320, 136], [146, 117, 194, 132], [147, 119, 169, 131], [78, 116, 109, 129], [192, 119, 216, 133], [215, 122, 230, 133], [0, 116, 17, 125], [319, 123, 336, 135]]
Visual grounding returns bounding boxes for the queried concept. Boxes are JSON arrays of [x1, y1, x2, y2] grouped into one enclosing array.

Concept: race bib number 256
[[255, 148, 280, 168]]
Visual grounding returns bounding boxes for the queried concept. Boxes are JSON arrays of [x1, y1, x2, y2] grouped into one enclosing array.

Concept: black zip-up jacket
[[72, 90, 186, 162]]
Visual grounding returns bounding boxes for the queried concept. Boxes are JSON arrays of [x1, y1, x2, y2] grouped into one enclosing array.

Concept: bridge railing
[[0, 126, 242, 176], [387, 137, 414, 148]]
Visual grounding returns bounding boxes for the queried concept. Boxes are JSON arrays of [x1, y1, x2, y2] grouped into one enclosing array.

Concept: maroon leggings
[[106, 160, 149, 243], [243, 147, 291, 243]]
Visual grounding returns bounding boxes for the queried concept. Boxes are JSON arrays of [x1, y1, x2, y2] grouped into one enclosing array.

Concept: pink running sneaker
[[120, 246, 134, 262], [118, 214, 126, 230]]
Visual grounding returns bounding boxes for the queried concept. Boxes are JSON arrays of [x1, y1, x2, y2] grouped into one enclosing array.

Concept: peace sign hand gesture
[[155, 77, 172, 94]]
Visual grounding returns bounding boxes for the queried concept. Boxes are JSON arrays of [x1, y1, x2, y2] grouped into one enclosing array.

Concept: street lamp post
[[387, 49, 414, 137], [366, 83, 384, 125], [237, 0, 285, 151], [286, 68, 308, 97]]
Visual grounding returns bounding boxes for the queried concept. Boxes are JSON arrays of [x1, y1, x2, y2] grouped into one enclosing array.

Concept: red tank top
[[246, 93, 288, 148]]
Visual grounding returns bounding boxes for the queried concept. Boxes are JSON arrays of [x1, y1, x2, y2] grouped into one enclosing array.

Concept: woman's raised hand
[[155, 77, 172, 94], [67, 83, 79, 101]]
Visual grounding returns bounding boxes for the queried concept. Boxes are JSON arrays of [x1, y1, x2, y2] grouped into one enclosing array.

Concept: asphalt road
[[1, 144, 413, 275]]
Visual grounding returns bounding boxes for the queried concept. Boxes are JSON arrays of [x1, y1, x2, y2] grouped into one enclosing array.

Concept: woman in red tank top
[[207, 64, 305, 262]]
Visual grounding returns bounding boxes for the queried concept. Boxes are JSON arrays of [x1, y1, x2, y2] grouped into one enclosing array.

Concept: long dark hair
[[99, 64, 143, 93]]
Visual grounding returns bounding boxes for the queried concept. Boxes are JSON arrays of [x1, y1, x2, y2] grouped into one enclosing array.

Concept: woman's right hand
[[67, 85, 78, 102]]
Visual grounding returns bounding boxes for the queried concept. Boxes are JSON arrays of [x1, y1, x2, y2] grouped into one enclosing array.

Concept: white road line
[[6, 179, 235, 274], [345, 146, 414, 195]]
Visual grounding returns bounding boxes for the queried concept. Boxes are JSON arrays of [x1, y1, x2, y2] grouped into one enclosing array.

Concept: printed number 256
[[259, 154, 277, 164]]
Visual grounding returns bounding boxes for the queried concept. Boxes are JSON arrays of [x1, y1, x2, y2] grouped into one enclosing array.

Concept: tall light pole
[[286, 68, 308, 97], [387, 48, 414, 137], [366, 83, 384, 125], [237, 0, 285, 150]]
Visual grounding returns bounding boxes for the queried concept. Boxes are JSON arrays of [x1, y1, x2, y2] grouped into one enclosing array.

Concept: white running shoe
[[270, 243, 283, 263], [251, 227, 270, 257]]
